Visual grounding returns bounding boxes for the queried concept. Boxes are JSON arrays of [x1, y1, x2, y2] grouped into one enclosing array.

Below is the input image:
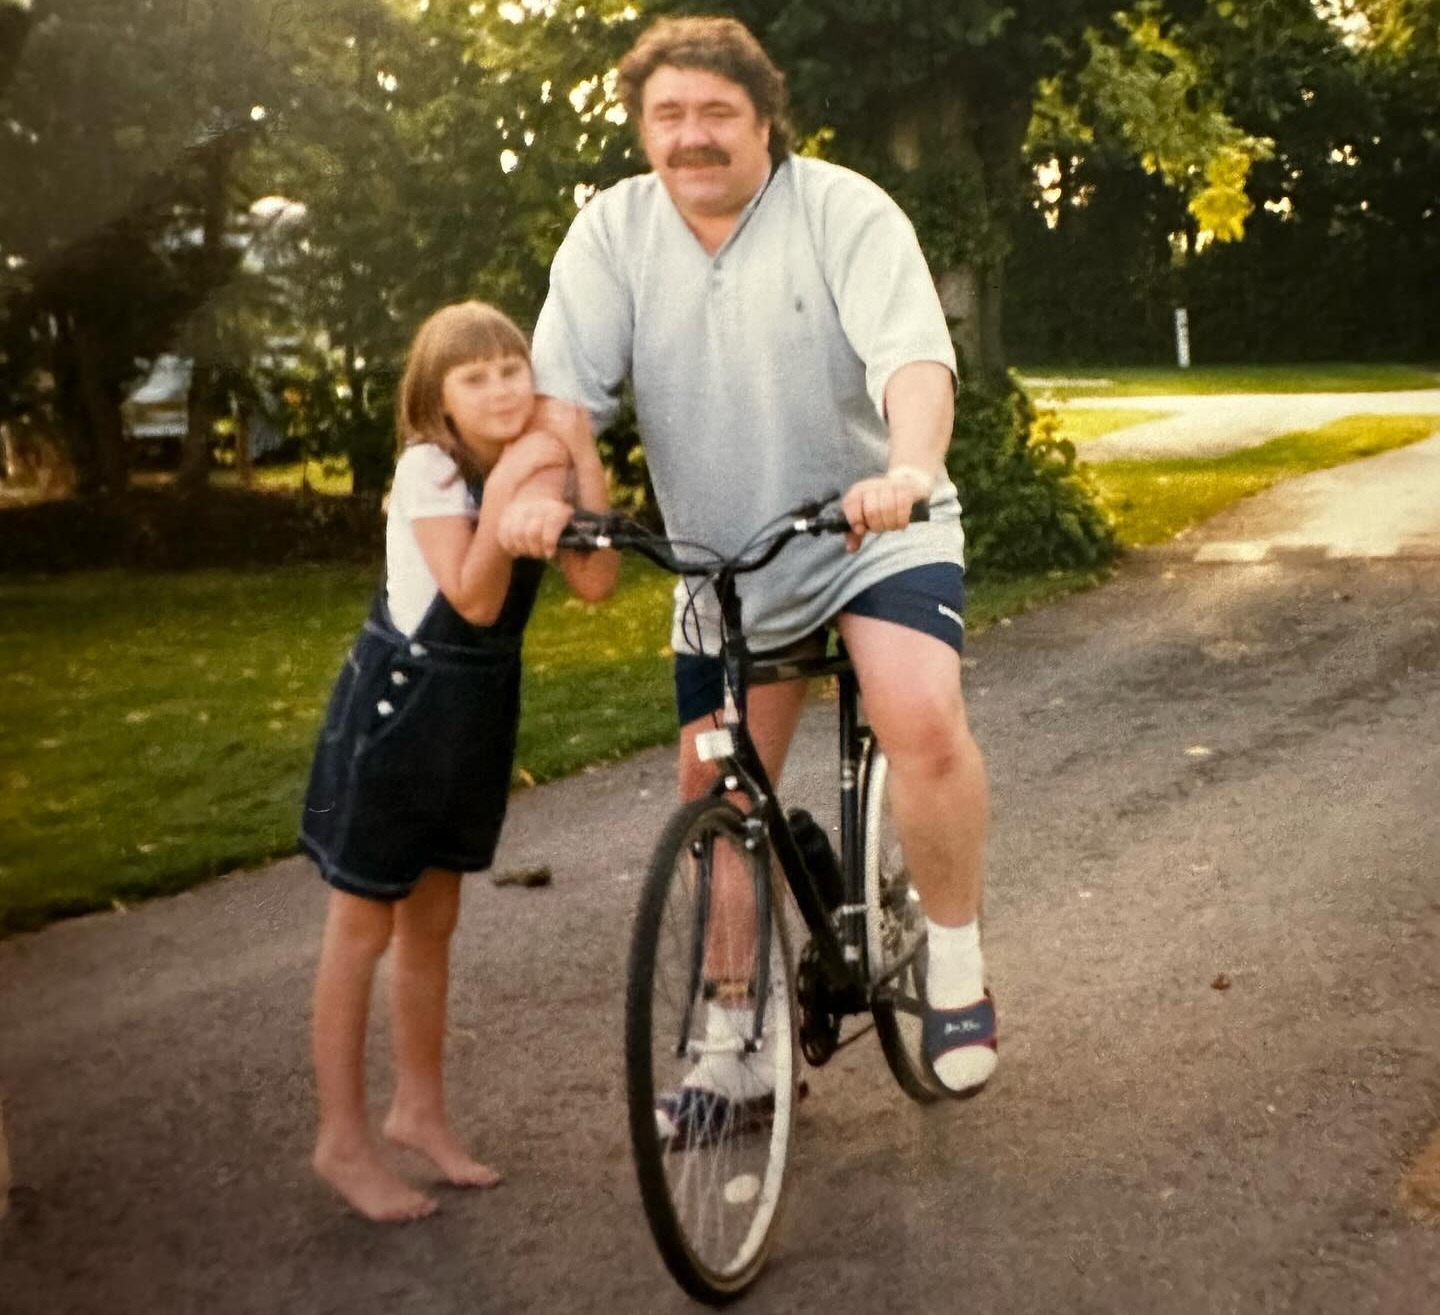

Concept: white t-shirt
[[385, 444, 476, 636], [532, 154, 962, 654]]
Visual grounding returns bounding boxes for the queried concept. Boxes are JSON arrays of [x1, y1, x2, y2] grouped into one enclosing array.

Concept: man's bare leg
[[312, 889, 439, 1221], [839, 614, 994, 1091], [382, 869, 502, 1189]]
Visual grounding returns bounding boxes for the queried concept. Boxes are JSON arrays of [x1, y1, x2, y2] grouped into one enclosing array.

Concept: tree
[[653, 2, 1262, 387], [0, 0, 289, 495], [1007, 0, 1440, 363], [619, 3, 1238, 569]]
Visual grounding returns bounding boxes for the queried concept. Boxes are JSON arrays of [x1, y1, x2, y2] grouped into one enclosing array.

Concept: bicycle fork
[[675, 794, 776, 1065]]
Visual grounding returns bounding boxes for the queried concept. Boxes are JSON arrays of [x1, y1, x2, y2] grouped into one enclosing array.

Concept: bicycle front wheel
[[862, 745, 946, 1103], [625, 797, 798, 1305]]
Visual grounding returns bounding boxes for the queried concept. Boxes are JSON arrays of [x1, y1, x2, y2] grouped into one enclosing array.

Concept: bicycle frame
[[696, 575, 874, 1000], [557, 499, 930, 1022]]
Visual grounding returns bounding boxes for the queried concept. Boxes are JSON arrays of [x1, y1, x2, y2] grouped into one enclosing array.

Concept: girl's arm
[[510, 401, 620, 602], [555, 432, 620, 602], [411, 436, 569, 625]]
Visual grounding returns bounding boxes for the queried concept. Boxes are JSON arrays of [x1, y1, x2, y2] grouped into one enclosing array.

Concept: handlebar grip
[[807, 498, 930, 536]]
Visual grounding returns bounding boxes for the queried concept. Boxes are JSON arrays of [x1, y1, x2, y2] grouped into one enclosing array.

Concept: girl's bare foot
[[313, 1139, 440, 1222], [382, 1111, 503, 1189]]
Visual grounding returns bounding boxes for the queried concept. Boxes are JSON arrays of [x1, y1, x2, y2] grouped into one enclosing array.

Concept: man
[[510, 15, 995, 1126]]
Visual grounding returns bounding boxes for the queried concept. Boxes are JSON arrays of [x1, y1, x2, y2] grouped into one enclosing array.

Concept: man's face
[[638, 64, 772, 221]]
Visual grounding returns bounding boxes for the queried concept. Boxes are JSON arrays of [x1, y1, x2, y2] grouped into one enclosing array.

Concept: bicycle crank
[[796, 937, 842, 1065]]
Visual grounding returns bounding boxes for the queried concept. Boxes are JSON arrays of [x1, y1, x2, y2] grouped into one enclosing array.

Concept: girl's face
[[441, 352, 535, 451]]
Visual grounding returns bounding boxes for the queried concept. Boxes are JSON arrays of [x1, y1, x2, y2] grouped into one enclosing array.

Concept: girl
[[300, 301, 618, 1222]]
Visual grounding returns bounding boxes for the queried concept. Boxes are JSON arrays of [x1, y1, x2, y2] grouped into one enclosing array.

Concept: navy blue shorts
[[673, 562, 966, 725]]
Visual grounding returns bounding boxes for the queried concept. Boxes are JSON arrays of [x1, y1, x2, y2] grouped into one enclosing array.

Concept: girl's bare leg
[[382, 869, 501, 1188], [312, 888, 438, 1221]]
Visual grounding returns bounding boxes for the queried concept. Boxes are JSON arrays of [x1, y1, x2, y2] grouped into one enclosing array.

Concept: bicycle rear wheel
[[862, 745, 946, 1103], [625, 797, 798, 1304]]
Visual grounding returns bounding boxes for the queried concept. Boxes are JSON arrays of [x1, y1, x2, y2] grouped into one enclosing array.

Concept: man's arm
[[839, 360, 954, 550], [531, 201, 633, 437]]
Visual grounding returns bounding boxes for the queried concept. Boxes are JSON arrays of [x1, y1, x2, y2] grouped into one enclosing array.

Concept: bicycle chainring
[[796, 936, 842, 1066]]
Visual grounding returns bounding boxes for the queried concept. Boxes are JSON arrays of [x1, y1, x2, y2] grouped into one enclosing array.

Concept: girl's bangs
[[435, 313, 530, 376]]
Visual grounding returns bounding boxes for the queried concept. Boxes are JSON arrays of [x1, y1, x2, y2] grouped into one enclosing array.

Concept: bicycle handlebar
[[556, 498, 930, 577]]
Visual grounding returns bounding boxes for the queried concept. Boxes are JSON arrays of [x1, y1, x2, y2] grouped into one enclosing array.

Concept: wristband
[[886, 464, 935, 495]]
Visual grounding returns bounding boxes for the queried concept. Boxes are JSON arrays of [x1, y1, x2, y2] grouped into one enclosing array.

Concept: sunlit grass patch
[[1088, 414, 1440, 546], [212, 458, 354, 496], [1020, 363, 1439, 399], [1038, 406, 1175, 444]]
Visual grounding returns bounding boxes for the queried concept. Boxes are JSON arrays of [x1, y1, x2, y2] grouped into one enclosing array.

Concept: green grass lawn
[[0, 555, 1103, 936], [1088, 414, 1440, 545], [1020, 362, 1439, 400]]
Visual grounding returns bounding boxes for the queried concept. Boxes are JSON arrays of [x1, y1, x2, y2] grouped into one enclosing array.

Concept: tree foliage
[[1009, 0, 1440, 363], [4, 0, 1431, 573], [0, 0, 296, 493]]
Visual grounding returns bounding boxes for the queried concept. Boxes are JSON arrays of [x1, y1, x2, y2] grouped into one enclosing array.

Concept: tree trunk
[[889, 85, 1033, 394], [234, 406, 253, 487], [59, 313, 129, 497], [975, 89, 1033, 389], [178, 144, 232, 497]]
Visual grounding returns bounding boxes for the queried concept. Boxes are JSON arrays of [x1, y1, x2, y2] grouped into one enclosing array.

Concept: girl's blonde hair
[[396, 300, 532, 478]]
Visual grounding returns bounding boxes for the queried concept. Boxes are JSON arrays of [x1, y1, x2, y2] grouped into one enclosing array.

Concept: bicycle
[[559, 496, 947, 1304]]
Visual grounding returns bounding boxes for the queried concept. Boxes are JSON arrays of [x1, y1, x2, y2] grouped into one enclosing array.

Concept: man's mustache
[[667, 145, 730, 169]]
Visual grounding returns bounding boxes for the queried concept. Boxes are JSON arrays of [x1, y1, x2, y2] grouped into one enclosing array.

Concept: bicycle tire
[[625, 797, 799, 1304], [862, 745, 946, 1103]]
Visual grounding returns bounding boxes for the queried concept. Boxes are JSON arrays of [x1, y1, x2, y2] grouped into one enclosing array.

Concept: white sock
[[924, 918, 996, 1092], [683, 1003, 775, 1101]]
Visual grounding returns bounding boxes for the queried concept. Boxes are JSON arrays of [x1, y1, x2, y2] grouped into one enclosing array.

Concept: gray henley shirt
[[532, 153, 964, 655]]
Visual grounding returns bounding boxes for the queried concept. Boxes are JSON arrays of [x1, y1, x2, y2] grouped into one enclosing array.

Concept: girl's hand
[[499, 496, 574, 560]]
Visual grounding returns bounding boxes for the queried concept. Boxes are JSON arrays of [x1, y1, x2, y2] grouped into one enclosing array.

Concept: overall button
[[391, 671, 409, 686], [377, 700, 395, 717], [409, 642, 427, 658]]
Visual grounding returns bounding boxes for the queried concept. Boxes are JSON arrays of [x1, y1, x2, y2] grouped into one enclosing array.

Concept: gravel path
[[1058, 390, 1440, 461]]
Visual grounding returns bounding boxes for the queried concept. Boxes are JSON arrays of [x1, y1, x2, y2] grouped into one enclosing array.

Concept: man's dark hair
[[616, 15, 793, 165]]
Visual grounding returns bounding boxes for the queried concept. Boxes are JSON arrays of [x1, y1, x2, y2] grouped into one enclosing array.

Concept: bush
[[947, 382, 1117, 580], [0, 487, 382, 574]]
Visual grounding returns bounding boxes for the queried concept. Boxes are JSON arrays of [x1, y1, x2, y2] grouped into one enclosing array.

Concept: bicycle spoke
[[627, 799, 797, 1301]]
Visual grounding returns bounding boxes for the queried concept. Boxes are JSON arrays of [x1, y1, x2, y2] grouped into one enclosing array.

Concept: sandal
[[922, 989, 997, 1100]]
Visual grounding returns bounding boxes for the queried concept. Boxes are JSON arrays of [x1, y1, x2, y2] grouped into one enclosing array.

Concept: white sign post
[[1174, 307, 1192, 369]]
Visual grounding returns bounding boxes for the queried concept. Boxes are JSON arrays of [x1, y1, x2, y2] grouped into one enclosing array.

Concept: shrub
[[947, 381, 1117, 580]]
